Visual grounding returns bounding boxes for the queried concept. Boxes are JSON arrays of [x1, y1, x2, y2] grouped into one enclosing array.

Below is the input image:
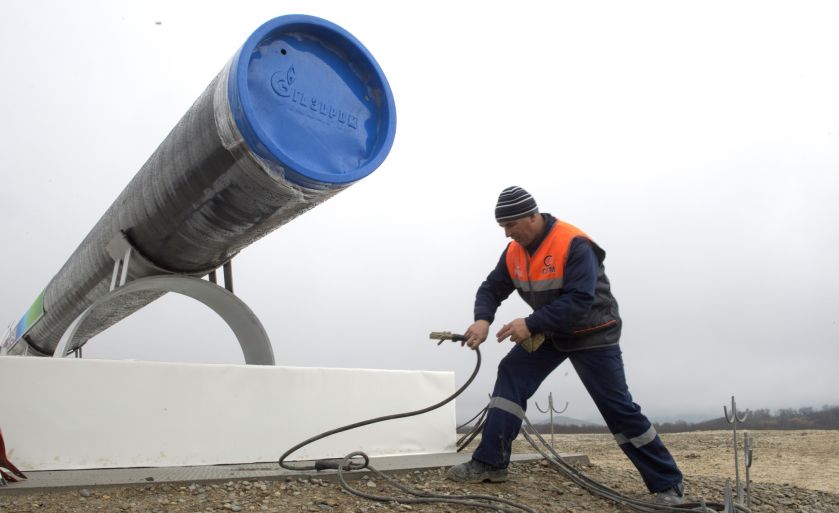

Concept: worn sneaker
[[654, 482, 685, 505], [446, 459, 508, 483]]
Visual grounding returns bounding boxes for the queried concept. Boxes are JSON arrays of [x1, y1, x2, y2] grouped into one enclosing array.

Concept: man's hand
[[463, 320, 490, 349], [496, 318, 531, 344]]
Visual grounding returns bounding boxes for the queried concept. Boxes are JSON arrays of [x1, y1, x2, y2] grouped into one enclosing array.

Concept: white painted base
[[0, 357, 456, 471]]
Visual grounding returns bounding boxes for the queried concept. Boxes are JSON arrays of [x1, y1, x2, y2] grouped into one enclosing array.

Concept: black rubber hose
[[278, 343, 481, 471], [457, 414, 487, 452], [519, 418, 750, 512], [279, 340, 747, 513], [335, 450, 541, 513]]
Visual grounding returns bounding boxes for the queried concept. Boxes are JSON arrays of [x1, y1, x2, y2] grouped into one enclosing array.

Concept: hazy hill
[[527, 405, 839, 434]]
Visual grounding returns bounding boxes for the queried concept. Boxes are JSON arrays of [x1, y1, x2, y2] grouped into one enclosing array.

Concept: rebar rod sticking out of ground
[[724, 396, 749, 505]]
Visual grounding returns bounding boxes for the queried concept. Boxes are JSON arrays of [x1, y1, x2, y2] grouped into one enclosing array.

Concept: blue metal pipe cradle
[[5, 15, 396, 356]]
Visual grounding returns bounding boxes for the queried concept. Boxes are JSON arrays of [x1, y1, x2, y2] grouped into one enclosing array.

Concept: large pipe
[[3, 15, 396, 356]]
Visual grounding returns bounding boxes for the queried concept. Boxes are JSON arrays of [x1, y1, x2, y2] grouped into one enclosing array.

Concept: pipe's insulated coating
[[6, 15, 396, 356]]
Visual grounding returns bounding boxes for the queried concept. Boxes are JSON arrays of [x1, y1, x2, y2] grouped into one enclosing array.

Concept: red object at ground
[[0, 428, 27, 485]]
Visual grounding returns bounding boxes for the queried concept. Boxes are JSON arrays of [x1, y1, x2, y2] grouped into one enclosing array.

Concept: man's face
[[500, 214, 540, 246]]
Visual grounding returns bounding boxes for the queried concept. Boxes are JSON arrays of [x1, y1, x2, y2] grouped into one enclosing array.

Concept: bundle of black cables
[[278, 335, 749, 513]]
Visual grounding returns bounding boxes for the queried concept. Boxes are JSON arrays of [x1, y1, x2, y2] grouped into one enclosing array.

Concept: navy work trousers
[[472, 343, 683, 493]]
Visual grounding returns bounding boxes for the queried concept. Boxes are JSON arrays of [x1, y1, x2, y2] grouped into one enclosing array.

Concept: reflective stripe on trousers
[[614, 425, 658, 448]]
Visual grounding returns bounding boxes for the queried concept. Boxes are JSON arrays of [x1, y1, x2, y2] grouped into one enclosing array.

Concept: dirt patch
[[531, 429, 839, 494], [1, 430, 838, 512]]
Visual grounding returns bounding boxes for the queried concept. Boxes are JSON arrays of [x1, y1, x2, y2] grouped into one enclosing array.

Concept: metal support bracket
[[48, 233, 272, 364], [208, 262, 235, 292], [52, 275, 274, 365]]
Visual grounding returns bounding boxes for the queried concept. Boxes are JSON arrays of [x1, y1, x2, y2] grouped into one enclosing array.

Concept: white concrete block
[[0, 356, 456, 470]]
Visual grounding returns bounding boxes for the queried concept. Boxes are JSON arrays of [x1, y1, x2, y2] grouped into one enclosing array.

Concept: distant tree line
[[528, 404, 839, 434]]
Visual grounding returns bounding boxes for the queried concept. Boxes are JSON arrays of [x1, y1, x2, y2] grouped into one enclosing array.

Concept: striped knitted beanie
[[495, 186, 539, 222]]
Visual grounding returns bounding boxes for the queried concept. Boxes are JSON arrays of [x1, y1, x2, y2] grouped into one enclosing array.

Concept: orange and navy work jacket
[[505, 219, 588, 298], [504, 218, 621, 350]]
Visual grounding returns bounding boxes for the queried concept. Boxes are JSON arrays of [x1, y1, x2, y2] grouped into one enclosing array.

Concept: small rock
[[79, 489, 92, 498]]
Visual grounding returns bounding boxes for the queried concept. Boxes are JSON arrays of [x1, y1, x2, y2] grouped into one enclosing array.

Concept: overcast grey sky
[[1, 1, 837, 424]]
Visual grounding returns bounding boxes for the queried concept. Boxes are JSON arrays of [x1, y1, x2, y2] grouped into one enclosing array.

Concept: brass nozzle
[[429, 331, 467, 344]]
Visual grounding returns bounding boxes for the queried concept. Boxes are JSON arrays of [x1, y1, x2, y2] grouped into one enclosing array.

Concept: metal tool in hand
[[430, 331, 546, 352], [429, 331, 468, 344]]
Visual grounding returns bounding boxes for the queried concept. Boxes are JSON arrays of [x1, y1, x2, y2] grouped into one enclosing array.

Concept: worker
[[446, 186, 685, 505]]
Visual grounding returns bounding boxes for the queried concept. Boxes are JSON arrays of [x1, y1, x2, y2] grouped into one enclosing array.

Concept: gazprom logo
[[270, 66, 359, 130]]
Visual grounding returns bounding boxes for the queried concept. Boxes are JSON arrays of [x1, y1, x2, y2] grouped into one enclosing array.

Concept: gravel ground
[[1, 430, 837, 513]]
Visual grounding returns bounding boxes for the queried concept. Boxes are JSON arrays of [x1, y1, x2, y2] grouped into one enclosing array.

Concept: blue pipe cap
[[228, 15, 397, 188]]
